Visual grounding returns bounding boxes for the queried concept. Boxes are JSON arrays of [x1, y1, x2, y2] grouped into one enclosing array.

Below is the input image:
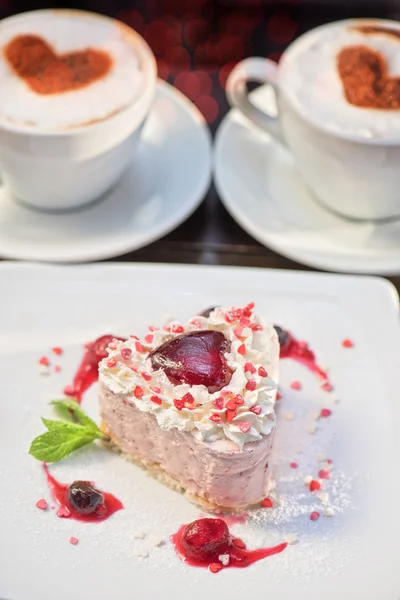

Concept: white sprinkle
[[304, 475, 313, 486], [315, 453, 325, 462], [149, 536, 164, 547], [317, 492, 329, 504], [38, 365, 50, 376], [309, 410, 320, 421], [285, 534, 298, 545], [283, 412, 295, 421], [269, 479, 277, 491], [333, 397, 341, 404], [306, 422, 316, 434], [219, 554, 230, 566], [324, 507, 335, 517], [133, 531, 147, 540], [134, 548, 149, 558]]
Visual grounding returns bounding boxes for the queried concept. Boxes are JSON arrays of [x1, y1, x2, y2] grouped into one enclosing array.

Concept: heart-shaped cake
[[4, 34, 112, 95]]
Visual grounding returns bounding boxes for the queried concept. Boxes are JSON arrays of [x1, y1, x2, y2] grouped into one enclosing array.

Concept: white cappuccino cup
[[0, 9, 157, 211], [226, 19, 400, 221]]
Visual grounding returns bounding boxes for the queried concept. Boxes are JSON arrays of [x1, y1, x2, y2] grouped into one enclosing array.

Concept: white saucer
[[0, 81, 212, 263], [214, 85, 400, 275]]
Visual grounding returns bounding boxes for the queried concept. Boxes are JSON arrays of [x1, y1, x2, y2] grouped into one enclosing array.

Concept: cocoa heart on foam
[[150, 330, 233, 393], [4, 34, 112, 95], [337, 44, 400, 109]]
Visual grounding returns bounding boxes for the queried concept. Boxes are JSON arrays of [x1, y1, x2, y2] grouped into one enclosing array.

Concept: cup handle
[[226, 57, 283, 144]]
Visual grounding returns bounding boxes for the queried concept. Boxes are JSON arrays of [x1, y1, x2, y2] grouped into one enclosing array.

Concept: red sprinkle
[[213, 397, 224, 409], [135, 342, 144, 352], [233, 537, 246, 549], [290, 381, 302, 391], [144, 334, 154, 344], [244, 362, 256, 374], [309, 480, 321, 492], [163, 325, 171, 332], [238, 421, 251, 433], [150, 396, 162, 405], [174, 399, 185, 411], [226, 409, 236, 422], [326, 459, 333, 464], [318, 469, 330, 480], [276, 392, 282, 400], [106, 357, 117, 368], [52, 347, 63, 355], [141, 372, 152, 382], [130, 335, 139, 340], [148, 326, 158, 332], [258, 366, 268, 378], [342, 338, 354, 348], [172, 324, 184, 334], [209, 562, 223, 573], [226, 398, 237, 410], [252, 324, 263, 331], [250, 404, 261, 415], [262, 497, 274, 508], [121, 347, 132, 360], [209, 414, 222, 423], [69, 537, 79, 545], [239, 317, 251, 327], [134, 386, 144, 399], [36, 498, 47, 510], [310, 511, 320, 521], [234, 394, 244, 405], [39, 356, 50, 366], [245, 380, 257, 391], [320, 408, 332, 418], [237, 343, 246, 355], [183, 392, 195, 404], [290, 462, 298, 469], [54, 365, 62, 373], [322, 382, 333, 392]]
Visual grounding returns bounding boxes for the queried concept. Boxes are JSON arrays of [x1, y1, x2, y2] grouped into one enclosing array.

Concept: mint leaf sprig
[[29, 398, 109, 463]]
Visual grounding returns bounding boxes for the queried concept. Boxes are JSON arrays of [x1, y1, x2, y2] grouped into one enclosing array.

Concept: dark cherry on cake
[[172, 518, 287, 573], [150, 330, 232, 393], [64, 334, 126, 402], [43, 464, 123, 522]]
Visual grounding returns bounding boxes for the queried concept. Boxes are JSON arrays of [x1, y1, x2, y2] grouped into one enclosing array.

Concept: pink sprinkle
[[290, 381, 302, 391], [135, 342, 143, 352], [144, 334, 154, 344], [342, 338, 354, 348], [107, 357, 117, 368], [54, 365, 62, 373], [245, 380, 257, 392], [39, 356, 50, 366], [69, 537, 79, 545], [237, 343, 246, 356], [322, 381, 333, 392], [258, 366, 268, 378], [148, 326, 158, 332], [310, 511, 320, 521], [318, 469, 330, 480], [262, 497, 274, 508], [36, 498, 47, 510], [141, 372, 152, 382], [151, 386, 161, 394], [320, 408, 332, 418], [130, 335, 139, 340], [134, 386, 144, 399], [174, 399, 185, 411], [234, 394, 244, 405], [190, 319, 202, 328], [309, 480, 321, 492], [225, 398, 237, 410], [150, 396, 162, 405], [209, 414, 222, 423], [238, 422, 251, 433], [244, 362, 256, 374], [52, 347, 63, 355], [163, 325, 171, 332], [209, 562, 222, 574], [121, 347, 133, 360], [239, 317, 251, 327], [213, 397, 224, 409], [290, 462, 298, 469], [252, 324, 263, 331], [250, 405, 261, 415], [326, 459, 333, 464], [233, 326, 244, 339], [183, 392, 195, 404], [172, 324, 184, 334]]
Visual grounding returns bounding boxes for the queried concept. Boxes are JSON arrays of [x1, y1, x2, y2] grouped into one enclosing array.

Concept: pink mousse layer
[[99, 380, 274, 509]]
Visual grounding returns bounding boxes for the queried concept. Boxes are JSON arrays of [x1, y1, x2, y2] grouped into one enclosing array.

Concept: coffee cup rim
[[0, 8, 157, 137], [278, 17, 400, 147]]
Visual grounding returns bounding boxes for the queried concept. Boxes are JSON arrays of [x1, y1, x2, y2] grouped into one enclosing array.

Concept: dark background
[[1, 0, 400, 292]]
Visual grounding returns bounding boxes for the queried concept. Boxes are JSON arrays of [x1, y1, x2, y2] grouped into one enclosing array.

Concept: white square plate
[[1, 262, 400, 600]]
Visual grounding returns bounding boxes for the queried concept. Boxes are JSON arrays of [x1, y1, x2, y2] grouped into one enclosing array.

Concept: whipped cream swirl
[[99, 305, 279, 449]]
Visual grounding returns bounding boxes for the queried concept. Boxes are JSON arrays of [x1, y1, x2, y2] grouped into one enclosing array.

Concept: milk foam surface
[[280, 20, 400, 140], [0, 11, 144, 130]]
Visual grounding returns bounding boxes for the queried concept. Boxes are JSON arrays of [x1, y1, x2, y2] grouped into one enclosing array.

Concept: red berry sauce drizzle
[[171, 518, 287, 573], [274, 326, 332, 389], [64, 335, 126, 402], [43, 463, 123, 522]]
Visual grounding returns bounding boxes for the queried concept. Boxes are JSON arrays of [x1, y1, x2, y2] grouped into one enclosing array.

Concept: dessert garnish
[[64, 334, 126, 402], [150, 330, 232, 393], [29, 398, 109, 462], [171, 518, 287, 572], [43, 463, 123, 521]]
